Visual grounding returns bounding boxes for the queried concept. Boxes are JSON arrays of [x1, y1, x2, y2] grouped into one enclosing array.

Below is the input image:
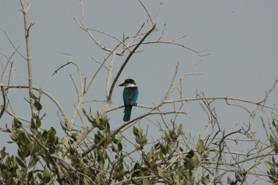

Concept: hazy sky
[[0, 0, 278, 183]]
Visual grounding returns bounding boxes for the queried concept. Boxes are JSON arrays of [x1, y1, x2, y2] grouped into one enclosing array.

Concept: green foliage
[[31, 92, 43, 112], [201, 174, 210, 185], [1, 103, 276, 185], [266, 118, 278, 184], [133, 126, 147, 148], [269, 119, 278, 153], [2, 100, 275, 185], [235, 170, 247, 183], [196, 138, 206, 155], [266, 157, 278, 184]]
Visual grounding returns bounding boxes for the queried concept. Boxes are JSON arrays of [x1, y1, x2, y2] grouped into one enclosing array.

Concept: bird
[[119, 78, 139, 121]]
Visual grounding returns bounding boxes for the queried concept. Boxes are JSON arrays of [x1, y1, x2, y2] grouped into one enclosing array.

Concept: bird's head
[[119, 78, 137, 87]]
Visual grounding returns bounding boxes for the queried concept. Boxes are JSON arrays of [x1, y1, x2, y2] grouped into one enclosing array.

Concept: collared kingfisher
[[119, 78, 139, 121]]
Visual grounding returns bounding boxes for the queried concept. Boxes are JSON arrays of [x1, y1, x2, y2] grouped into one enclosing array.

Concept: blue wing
[[123, 87, 138, 106], [123, 87, 138, 121], [123, 106, 132, 121]]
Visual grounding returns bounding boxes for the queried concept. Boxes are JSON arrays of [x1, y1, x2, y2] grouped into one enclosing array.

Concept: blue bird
[[119, 78, 139, 121]]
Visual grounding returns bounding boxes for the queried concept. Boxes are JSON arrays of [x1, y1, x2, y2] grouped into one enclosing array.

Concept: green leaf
[[157, 167, 165, 178], [96, 148, 108, 163], [269, 135, 278, 153], [12, 118, 22, 129], [16, 156, 26, 168], [28, 156, 39, 168], [169, 129, 178, 141], [0, 147, 7, 160], [186, 150, 195, 159], [42, 168, 52, 183], [31, 91, 42, 111], [196, 138, 206, 154], [31, 115, 42, 129], [272, 119, 278, 134], [6, 155, 17, 170], [34, 99, 42, 111], [143, 178, 152, 185], [47, 127, 57, 143], [95, 131, 104, 144], [95, 113, 109, 130], [184, 150, 200, 171], [147, 148, 156, 161], [118, 143, 123, 151], [46, 127, 59, 154], [160, 143, 168, 155], [112, 135, 121, 144], [201, 174, 210, 185], [235, 170, 247, 183], [18, 140, 33, 159], [133, 127, 147, 147], [111, 142, 123, 153], [11, 129, 32, 158], [177, 124, 183, 135], [133, 127, 141, 137], [192, 155, 200, 168]]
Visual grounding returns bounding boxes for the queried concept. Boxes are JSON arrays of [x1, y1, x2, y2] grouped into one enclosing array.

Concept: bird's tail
[[123, 106, 132, 121]]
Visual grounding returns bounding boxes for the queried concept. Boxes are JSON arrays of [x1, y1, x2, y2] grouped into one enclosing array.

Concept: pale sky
[[0, 0, 278, 184]]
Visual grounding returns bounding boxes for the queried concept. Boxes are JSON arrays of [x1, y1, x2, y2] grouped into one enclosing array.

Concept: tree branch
[[106, 24, 156, 103], [0, 86, 6, 120], [20, 0, 36, 120]]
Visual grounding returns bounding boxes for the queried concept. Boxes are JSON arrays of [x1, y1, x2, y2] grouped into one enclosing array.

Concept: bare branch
[[51, 61, 78, 76], [163, 97, 278, 112], [135, 0, 154, 26], [1, 30, 26, 60], [106, 24, 156, 103], [164, 62, 179, 100], [0, 86, 6, 120], [20, 0, 36, 120], [0, 84, 68, 124], [85, 43, 121, 93]]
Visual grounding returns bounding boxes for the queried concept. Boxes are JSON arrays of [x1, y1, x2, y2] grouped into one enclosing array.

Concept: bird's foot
[[131, 102, 137, 106]]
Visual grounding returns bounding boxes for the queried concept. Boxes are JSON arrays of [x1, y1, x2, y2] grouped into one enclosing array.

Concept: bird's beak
[[119, 82, 125, 86]]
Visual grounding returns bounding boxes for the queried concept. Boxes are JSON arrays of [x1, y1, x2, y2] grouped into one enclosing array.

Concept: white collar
[[126, 84, 137, 87]]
